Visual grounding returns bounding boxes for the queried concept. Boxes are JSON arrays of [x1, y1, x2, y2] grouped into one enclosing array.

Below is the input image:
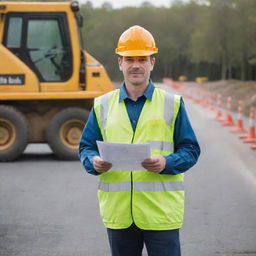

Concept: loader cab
[[0, 2, 113, 96], [3, 12, 73, 82]]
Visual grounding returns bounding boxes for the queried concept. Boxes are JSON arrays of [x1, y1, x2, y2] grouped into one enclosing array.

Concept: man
[[79, 25, 200, 256]]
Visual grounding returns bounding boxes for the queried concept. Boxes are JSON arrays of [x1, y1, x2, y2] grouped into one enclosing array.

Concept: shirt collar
[[119, 80, 155, 102]]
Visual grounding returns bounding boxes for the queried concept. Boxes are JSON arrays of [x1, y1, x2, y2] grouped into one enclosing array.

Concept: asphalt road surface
[[0, 84, 256, 256]]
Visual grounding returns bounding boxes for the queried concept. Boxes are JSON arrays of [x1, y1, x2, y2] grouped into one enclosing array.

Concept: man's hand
[[93, 156, 112, 174], [141, 156, 166, 173]]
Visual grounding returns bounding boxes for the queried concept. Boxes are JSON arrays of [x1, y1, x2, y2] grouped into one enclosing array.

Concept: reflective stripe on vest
[[98, 181, 131, 192], [148, 141, 174, 153], [99, 93, 109, 140], [164, 92, 174, 125], [99, 180, 184, 192]]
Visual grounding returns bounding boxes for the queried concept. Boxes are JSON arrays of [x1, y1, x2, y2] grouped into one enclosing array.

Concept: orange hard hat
[[115, 25, 158, 56]]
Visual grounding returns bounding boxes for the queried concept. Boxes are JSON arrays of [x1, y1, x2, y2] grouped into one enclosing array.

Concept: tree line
[[7, 0, 256, 81], [80, 0, 256, 82]]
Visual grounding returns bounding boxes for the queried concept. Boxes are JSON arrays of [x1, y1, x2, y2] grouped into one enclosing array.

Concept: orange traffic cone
[[208, 93, 215, 111], [162, 78, 173, 88], [193, 88, 202, 105], [199, 91, 207, 108], [214, 94, 223, 121], [185, 87, 193, 100], [230, 101, 247, 133], [240, 107, 256, 143], [221, 96, 235, 126], [204, 92, 213, 109]]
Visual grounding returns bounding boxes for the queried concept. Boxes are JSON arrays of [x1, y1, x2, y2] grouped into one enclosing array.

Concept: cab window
[[3, 13, 72, 82], [6, 17, 22, 48]]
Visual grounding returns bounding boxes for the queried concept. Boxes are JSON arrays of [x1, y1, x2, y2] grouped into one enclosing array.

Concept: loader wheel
[[0, 105, 29, 161], [46, 108, 89, 160]]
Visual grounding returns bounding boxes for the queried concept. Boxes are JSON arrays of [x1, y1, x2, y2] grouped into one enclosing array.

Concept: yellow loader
[[0, 1, 113, 161]]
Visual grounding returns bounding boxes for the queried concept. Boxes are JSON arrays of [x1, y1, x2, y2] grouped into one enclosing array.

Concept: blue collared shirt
[[79, 81, 200, 175]]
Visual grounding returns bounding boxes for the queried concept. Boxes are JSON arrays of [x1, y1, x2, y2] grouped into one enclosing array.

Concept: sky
[[81, 0, 189, 9]]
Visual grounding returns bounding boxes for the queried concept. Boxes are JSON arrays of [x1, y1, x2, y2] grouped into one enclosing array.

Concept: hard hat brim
[[115, 49, 158, 57]]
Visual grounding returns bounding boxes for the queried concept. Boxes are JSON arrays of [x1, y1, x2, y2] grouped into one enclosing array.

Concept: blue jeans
[[107, 223, 181, 256]]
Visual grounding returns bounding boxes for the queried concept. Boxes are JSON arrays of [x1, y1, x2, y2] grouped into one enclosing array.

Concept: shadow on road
[[15, 144, 80, 162], [18, 153, 60, 162]]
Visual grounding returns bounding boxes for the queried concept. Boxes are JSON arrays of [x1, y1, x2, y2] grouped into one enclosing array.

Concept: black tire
[[0, 105, 29, 161], [46, 107, 89, 160]]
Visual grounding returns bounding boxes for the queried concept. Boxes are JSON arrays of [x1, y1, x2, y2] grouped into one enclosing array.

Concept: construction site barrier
[[240, 107, 256, 143], [230, 101, 247, 133], [214, 94, 223, 121], [221, 97, 235, 126], [162, 78, 255, 151]]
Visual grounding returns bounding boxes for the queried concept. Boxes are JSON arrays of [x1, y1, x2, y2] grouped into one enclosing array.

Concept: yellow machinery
[[0, 1, 114, 161]]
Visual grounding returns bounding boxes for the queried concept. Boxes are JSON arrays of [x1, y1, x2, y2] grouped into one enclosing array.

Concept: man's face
[[118, 56, 155, 87]]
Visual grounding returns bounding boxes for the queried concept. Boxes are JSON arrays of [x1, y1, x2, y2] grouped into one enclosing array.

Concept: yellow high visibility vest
[[94, 87, 184, 230]]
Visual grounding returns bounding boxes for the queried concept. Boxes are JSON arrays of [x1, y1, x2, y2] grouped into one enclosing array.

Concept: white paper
[[96, 141, 151, 171]]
